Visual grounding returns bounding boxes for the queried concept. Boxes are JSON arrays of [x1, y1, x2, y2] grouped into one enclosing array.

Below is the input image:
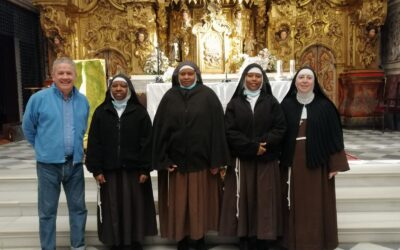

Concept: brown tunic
[[219, 159, 282, 240], [158, 169, 221, 241], [281, 120, 349, 250], [97, 169, 157, 246]]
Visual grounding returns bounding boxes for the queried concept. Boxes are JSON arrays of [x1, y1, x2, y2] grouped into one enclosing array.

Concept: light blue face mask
[[243, 88, 260, 97], [180, 81, 197, 90]]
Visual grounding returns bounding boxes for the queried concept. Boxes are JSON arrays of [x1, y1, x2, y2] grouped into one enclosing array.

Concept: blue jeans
[[37, 159, 87, 250]]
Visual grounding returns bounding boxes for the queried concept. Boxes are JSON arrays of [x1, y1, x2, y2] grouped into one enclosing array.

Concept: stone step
[[335, 161, 400, 187], [2, 161, 399, 191], [0, 215, 235, 249], [2, 185, 398, 217], [1, 211, 399, 248], [336, 186, 400, 212], [0, 189, 159, 217], [0, 170, 158, 192], [338, 211, 400, 243]]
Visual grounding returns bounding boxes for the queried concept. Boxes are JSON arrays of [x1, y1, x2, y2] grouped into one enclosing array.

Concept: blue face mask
[[180, 82, 197, 90], [244, 89, 261, 97]]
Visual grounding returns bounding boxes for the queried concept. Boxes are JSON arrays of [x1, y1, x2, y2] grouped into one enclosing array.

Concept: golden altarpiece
[[32, 0, 387, 125]]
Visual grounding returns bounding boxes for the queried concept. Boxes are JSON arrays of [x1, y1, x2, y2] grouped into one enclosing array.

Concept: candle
[[290, 59, 295, 76], [276, 60, 282, 75], [154, 32, 158, 47]]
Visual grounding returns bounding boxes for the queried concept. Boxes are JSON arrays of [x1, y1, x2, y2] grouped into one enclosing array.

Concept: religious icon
[[275, 25, 290, 42]]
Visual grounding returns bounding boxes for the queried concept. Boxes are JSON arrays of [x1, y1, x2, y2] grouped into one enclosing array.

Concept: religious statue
[[52, 34, 65, 57], [275, 26, 290, 42], [233, 9, 243, 36], [133, 28, 154, 69], [273, 24, 291, 58], [181, 9, 192, 30], [358, 22, 379, 67]]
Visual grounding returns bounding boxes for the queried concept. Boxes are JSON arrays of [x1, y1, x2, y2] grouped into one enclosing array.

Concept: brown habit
[[281, 120, 349, 250]]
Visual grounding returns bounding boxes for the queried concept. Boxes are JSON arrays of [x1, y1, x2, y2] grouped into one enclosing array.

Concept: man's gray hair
[[52, 57, 76, 74]]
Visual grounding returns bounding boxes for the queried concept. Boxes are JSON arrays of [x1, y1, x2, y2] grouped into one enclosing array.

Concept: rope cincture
[[97, 182, 103, 223], [287, 167, 291, 210], [235, 157, 241, 218], [167, 171, 170, 207]]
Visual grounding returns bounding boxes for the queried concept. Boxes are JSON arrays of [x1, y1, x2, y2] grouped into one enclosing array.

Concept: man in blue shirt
[[23, 57, 90, 250]]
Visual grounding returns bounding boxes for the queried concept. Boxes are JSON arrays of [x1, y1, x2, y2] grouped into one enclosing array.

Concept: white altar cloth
[[146, 79, 291, 121]]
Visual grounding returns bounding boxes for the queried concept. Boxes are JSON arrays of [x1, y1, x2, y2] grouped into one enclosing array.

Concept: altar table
[[145, 79, 291, 121]]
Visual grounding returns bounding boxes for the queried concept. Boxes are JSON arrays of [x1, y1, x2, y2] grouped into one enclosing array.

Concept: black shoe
[[256, 239, 270, 250], [239, 237, 248, 250], [195, 237, 207, 250], [177, 237, 190, 250], [247, 237, 257, 250], [132, 241, 143, 250]]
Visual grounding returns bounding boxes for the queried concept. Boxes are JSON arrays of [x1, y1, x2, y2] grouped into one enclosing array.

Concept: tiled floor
[[1, 129, 400, 250], [1, 129, 400, 167], [343, 129, 400, 160]]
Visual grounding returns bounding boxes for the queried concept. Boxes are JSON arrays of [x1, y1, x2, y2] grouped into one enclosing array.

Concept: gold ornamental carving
[[355, 0, 387, 68], [192, 3, 232, 73], [33, 0, 387, 78], [267, 0, 386, 104]]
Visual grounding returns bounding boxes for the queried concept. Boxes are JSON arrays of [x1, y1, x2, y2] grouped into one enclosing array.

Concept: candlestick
[[153, 32, 158, 47], [290, 59, 295, 77], [276, 60, 282, 76], [155, 46, 163, 83]]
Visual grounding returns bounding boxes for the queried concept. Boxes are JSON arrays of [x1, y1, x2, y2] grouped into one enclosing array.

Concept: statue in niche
[[169, 38, 182, 65], [47, 30, 66, 73], [133, 28, 153, 69], [358, 22, 379, 67], [53, 35, 65, 57], [275, 25, 289, 42], [274, 24, 291, 57], [233, 9, 243, 36], [366, 23, 378, 41], [244, 36, 257, 56], [181, 9, 192, 30]]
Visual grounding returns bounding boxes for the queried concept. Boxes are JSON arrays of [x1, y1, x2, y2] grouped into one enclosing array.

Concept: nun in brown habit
[[85, 74, 157, 250], [279, 67, 350, 250], [219, 63, 286, 250], [152, 61, 230, 250]]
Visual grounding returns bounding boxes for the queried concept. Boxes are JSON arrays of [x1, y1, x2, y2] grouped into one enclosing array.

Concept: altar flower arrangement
[[143, 50, 170, 75], [257, 48, 277, 72], [229, 53, 247, 73], [162, 66, 175, 82], [239, 48, 277, 74]]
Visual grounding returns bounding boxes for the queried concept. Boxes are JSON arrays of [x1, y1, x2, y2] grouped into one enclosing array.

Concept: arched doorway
[[299, 45, 337, 103]]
